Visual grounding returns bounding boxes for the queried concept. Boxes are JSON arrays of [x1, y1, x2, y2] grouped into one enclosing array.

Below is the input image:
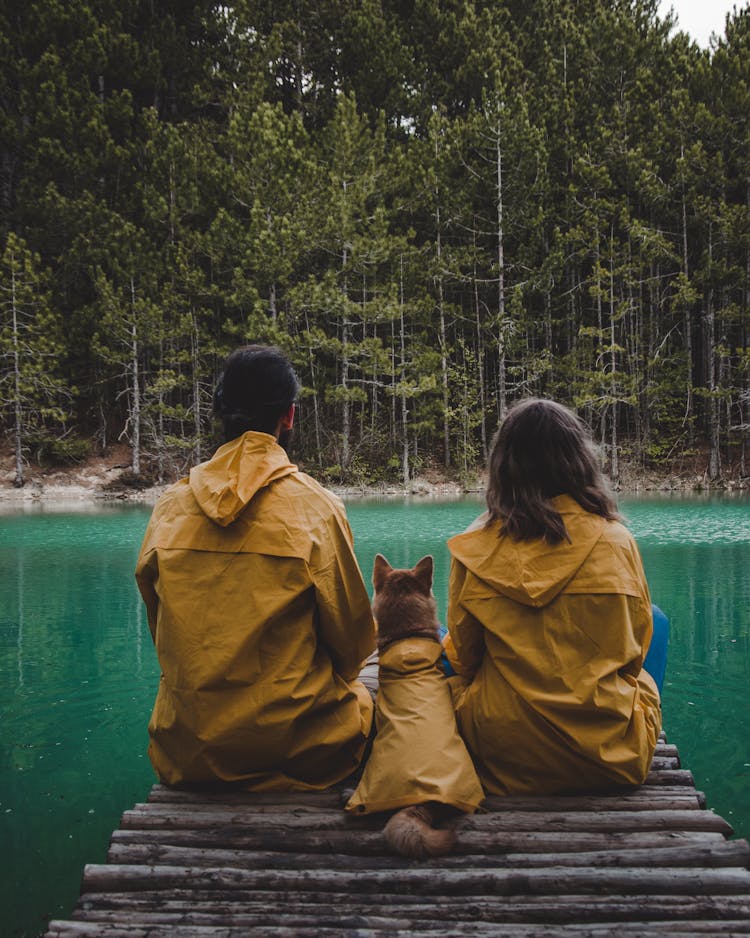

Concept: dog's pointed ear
[[373, 553, 393, 592], [412, 555, 433, 594]]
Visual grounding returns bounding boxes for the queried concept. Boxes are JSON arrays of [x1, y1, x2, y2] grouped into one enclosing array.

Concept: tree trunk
[[473, 236, 488, 461], [341, 317, 351, 470], [496, 115, 507, 421], [191, 310, 202, 464], [267, 209, 277, 323], [705, 225, 719, 481], [11, 262, 24, 487], [399, 255, 409, 485], [609, 230, 619, 485], [130, 277, 141, 477], [681, 144, 694, 438], [594, 213, 606, 447], [435, 207, 450, 468], [303, 310, 322, 461]]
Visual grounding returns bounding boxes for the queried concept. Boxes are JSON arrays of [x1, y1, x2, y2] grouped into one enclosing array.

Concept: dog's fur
[[372, 553, 457, 859]]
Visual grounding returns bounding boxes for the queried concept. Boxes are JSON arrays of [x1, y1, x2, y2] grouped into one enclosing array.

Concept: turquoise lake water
[[1, 495, 749, 936]]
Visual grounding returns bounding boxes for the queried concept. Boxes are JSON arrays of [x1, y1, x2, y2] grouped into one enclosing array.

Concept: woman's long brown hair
[[486, 398, 619, 544]]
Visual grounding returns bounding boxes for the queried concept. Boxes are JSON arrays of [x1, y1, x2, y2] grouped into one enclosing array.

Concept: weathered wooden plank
[[144, 787, 707, 818], [119, 805, 732, 835], [44, 918, 750, 936], [105, 837, 750, 872], [645, 769, 696, 787], [68, 906, 750, 933], [109, 826, 728, 857], [146, 787, 702, 812], [75, 890, 750, 925], [148, 785, 348, 807], [464, 809, 734, 836], [480, 792, 703, 812], [79, 862, 750, 896], [119, 806, 381, 831], [649, 755, 681, 770]]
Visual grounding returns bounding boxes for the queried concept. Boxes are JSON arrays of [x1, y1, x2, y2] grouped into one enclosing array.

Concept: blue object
[[438, 624, 456, 676], [643, 603, 670, 694]]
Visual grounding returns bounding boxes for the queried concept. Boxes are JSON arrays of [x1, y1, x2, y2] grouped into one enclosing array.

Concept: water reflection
[[0, 505, 158, 938]]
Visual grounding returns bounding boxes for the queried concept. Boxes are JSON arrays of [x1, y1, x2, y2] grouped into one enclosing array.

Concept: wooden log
[[645, 769, 696, 787], [74, 890, 750, 925], [67, 906, 750, 933], [105, 837, 750, 872], [45, 918, 750, 936], [142, 779, 705, 814], [109, 827, 729, 857], [462, 809, 733, 836], [649, 755, 682, 770], [148, 785, 348, 807], [119, 806, 381, 832], [480, 792, 703, 812], [146, 788, 702, 813], [144, 786, 707, 815], [79, 862, 750, 897], [119, 805, 732, 836], [463, 809, 734, 836]]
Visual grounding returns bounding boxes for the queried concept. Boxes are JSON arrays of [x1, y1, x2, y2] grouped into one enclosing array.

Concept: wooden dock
[[46, 736, 750, 936]]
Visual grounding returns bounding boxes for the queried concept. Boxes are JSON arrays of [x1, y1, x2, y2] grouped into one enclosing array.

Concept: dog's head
[[372, 554, 439, 651]]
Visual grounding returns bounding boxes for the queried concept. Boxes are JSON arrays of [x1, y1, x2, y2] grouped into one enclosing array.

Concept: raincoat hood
[[448, 495, 606, 608], [189, 431, 297, 526]]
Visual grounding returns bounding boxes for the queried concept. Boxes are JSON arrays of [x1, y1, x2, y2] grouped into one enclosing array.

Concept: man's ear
[[279, 403, 295, 430], [373, 553, 392, 593], [412, 555, 434, 595]]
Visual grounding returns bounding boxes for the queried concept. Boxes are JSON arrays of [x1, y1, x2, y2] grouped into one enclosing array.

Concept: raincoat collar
[[448, 494, 606, 608], [189, 431, 297, 527], [378, 636, 442, 674]]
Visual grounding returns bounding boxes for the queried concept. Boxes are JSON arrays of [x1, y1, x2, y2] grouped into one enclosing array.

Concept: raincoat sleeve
[[445, 557, 485, 679], [135, 524, 160, 642], [310, 515, 376, 682]]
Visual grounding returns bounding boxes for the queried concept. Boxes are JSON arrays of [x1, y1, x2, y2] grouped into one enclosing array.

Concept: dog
[[345, 554, 483, 859]]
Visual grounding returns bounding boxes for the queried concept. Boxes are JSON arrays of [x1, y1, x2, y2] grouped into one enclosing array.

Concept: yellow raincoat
[[136, 431, 376, 790], [346, 637, 484, 814], [445, 495, 661, 795]]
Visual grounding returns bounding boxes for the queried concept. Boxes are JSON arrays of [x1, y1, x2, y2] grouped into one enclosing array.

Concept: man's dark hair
[[214, 345, 300, 443], [486, 397, 619, 544]]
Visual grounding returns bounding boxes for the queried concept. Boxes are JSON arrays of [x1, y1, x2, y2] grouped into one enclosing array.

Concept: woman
[[444, 398, 665, 795]]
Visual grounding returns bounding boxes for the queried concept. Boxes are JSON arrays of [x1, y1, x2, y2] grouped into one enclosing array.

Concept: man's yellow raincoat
[[345, 637, 484, 815], [136, 431, 376, 790], [444, 495, 661, 795]]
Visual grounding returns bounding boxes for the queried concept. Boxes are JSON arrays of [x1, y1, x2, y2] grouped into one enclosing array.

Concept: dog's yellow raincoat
[[444, 495, 662, 795], [345, 637, 484, 814], [136, 431, 375, 790]]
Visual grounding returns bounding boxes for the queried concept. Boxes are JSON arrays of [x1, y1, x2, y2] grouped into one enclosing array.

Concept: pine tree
[[0, 233, 70, 486]]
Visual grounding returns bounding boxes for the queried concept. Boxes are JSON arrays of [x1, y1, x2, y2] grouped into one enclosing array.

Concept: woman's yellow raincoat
[[136, 431, 376, 790], [444, 495, 661, 795], [345, 637, 484, 815]]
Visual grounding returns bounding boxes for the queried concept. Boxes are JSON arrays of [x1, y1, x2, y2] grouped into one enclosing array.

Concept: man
[[136, 345, 376, 790]]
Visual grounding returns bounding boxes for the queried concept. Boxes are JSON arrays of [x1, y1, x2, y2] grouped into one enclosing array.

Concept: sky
[[656, 0, 746, 46]]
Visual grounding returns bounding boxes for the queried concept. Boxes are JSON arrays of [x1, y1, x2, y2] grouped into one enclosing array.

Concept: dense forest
[[1, 0, 749, 488]]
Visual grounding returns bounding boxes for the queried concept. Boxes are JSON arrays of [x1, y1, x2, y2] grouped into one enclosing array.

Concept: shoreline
[[1, 467, 749, 507]]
